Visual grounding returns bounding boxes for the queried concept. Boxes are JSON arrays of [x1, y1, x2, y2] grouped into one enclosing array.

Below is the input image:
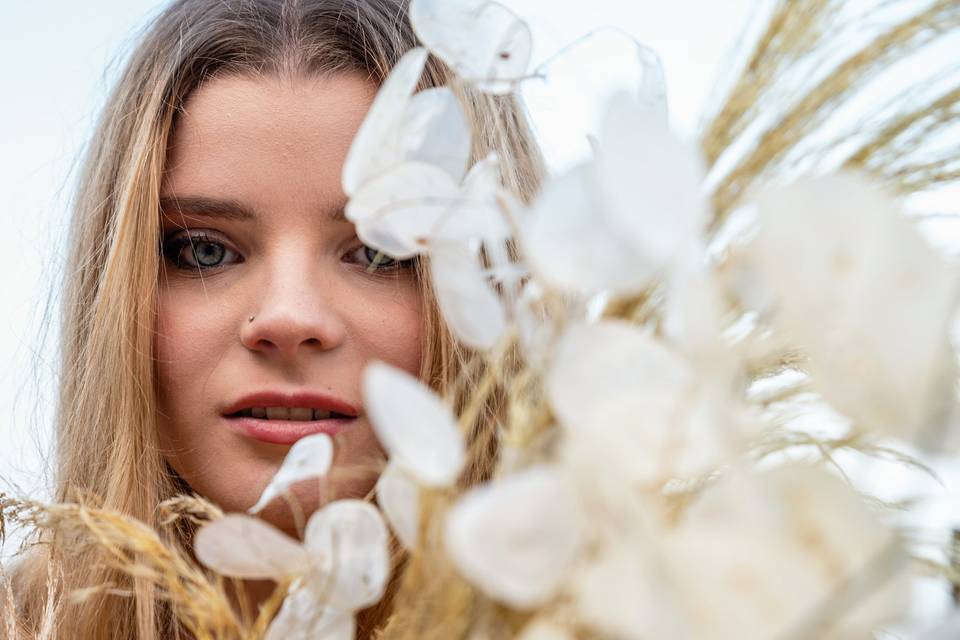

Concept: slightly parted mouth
[[227, 407, 354, 421], [222, 390, 361, 421]]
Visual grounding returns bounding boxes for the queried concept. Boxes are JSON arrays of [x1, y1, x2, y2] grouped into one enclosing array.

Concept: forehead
[[162, 72, 377, 204]]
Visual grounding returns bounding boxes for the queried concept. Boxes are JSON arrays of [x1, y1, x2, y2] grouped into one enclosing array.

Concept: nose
[[240, 257, 348, 358]]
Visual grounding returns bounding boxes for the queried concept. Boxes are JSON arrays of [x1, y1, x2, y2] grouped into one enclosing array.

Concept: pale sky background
[[1, 0, 958, 633]]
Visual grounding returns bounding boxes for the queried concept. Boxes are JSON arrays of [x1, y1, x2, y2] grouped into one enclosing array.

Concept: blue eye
[[162, 231, 241, 270], [362, 246, 397, 268], [349, 244, 415, 271]]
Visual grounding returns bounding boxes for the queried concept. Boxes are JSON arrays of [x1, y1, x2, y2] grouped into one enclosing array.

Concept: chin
[[252, 471, 380, 539], [170, 470, 334, 539], [161, 427, 385, 538]]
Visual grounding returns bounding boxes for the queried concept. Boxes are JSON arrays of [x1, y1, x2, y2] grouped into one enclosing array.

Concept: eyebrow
[[158, 195, 348, 223]]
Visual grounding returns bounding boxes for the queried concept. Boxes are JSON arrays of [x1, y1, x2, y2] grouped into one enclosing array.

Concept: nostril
[[240, 311, 345, 354]]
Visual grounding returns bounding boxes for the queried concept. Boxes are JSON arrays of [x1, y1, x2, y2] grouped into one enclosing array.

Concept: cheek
[[154, 286, 252, 506], [352, 290, 425, 375], [154, 287, 236, 417]]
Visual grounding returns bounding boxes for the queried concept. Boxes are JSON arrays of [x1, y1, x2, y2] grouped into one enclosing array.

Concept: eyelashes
[[349, 245, 417, 272], [159, 229, 417, 275], [161, 230, 241, 271]]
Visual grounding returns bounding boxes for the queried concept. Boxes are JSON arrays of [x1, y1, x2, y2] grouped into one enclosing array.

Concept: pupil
[[364, 246, 395, 267], [194, 242, 224, 266]]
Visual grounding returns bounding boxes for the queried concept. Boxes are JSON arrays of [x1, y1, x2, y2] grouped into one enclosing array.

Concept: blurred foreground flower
[[196, 500, 389, 639]]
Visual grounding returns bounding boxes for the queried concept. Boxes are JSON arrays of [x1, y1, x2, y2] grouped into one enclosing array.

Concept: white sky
[[0, 3, 159, 517], [1, 1, 958, 631]]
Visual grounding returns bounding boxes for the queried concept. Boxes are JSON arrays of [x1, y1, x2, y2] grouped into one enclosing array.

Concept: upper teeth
[[240, 407, 335, 420]]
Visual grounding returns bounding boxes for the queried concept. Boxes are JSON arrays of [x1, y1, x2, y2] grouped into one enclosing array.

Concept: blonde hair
[[10, 0, 544, 637]]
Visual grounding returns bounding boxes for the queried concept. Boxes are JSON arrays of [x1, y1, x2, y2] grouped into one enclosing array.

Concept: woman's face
[[156, 73, 423, 533]]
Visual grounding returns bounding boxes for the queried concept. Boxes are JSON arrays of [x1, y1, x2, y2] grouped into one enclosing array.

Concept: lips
[[222, 390, 360, 445], [223, 390, 359, 417], [231, 407, 349, 421]]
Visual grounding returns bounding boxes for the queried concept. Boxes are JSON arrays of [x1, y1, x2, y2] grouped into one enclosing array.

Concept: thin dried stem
[[378, 493, 476, 640], [36, 555, 62, 640], [705, 0, 960, 229], [457, 333, 514, 437], [247, 578, 292, 640], [1, 562, 21, 640], [701, 0, 835, 168], [751, 428, 943, 486], [777, 540, 906, 640], [844, 85, 960, 171]]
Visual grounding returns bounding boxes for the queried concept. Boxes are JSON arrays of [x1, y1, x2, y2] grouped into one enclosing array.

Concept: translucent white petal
[[548, 321, 734, 485], [520, 164, 651, 295], [266, 586, 355, 640], [595, 92, 706, 267], [375, 462, 420, 550], [410, 0, 532, 94], [433, 155, 511, 244], [635, 45, 668, 124], [303, 500, 391, 610], [463, 153, 502, 193], [249, 433, 334, 514], [570, 541, 681, 640], [362, 361, 465, 486], [483, 261, 528, 292], [547, 320, 691, 437], [194, 514, 309, 580], [354, 220, 423, 261], [444, 465, 582, 608], [665, 467, 910, 639], [749, 173, 959, 444], [925, 612, 960, 640], [662, 263, 729, 360], [514, 280, 555, 368], [430, 240, 506, 350], [474, 17, 533, 95], [342, 47, 427, 195], [347, 161, 459, 259], [518, 618, 575, 640], [403, 87, 471, 182]]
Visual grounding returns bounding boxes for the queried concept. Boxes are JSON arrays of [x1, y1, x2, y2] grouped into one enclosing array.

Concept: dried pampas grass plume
[[702, 0, 959, 229], [2, 561, 22, 640], [157, 493, 225, 529], [0, 493, 259, 639]]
